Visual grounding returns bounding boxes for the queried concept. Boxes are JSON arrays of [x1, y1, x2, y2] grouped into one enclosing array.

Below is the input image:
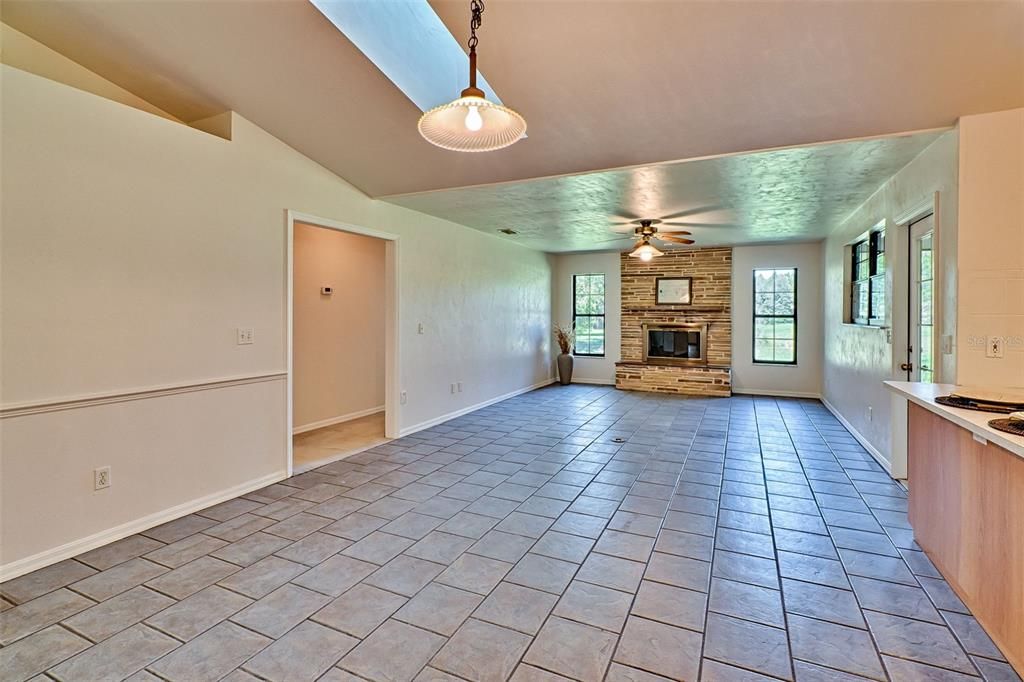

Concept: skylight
[[309, 0, 506, 112]]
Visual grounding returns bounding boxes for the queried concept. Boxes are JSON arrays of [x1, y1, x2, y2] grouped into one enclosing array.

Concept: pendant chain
[[468, 0, 484, 51]]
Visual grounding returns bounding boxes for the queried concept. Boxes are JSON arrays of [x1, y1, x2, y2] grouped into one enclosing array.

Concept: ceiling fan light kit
[[629, 240, 664, 262], [418, 1, 526, 152], [624, 219, 694, 260]]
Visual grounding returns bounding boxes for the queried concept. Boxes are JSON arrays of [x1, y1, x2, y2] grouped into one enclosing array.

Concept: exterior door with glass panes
[[907, 215, 935, 382]]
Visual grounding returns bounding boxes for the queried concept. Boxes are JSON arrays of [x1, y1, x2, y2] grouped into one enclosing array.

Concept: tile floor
[[293, 412, 389, 472], [1, 385, 1019, 682]]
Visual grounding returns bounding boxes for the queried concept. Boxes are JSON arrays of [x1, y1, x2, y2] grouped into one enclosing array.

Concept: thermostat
[[321, 286, 333, 295]]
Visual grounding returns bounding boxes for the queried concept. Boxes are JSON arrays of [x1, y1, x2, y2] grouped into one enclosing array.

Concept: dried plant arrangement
[[554, 324, 575, 355]]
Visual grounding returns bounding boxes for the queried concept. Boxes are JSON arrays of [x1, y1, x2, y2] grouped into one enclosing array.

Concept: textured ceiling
[[1, 1, 1020, 197], [385, 130, 948, 252]]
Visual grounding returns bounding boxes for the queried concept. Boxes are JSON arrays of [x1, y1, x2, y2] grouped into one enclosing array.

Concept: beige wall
[[0, 23, 179, 122], [956, 108, 1024, 389], [731, 242, 824, 397], [0, 65, 552, 576], [551, 252, 621, 384], [822, 131, 959, 471], [293, 224, 386, 430]]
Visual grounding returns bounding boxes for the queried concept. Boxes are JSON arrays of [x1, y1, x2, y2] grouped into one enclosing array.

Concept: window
[[850, 230, 886, 325], [572, 274, 605, 356], [753, 268, 797, 364]]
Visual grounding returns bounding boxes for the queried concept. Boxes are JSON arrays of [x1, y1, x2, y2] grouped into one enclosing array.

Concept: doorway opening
[[286, 211, 400, 475]]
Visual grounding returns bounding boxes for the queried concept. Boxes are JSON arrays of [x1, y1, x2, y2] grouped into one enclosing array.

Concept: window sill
[[572, 355, 606, 359], [841, 323, 888, 330], [753, 362, 800, 368]]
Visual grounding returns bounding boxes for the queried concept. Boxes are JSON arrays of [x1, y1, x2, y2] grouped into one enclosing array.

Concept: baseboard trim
[[820, 396, 892, 474], [399, 378, 556, 437], [732, 388, 823, 399], [568, 378, 616, 386], [293, 405, 384, 435], [0, 470, 288, 582]]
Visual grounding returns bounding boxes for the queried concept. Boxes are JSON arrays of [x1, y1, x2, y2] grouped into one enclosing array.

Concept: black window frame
[[850, 230, 886, 326], [572, 273, 606, 358], [752, 267, 798, 366]]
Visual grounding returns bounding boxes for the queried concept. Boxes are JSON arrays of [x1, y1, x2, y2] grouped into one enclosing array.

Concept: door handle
[[900, 362, 913, 372]]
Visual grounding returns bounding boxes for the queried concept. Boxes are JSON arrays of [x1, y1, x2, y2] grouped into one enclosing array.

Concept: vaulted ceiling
[[3, 0, 1021, 250]]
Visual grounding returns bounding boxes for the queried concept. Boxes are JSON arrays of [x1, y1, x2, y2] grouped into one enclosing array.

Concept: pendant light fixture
[[629, 238, 664, 262], [418, 0, 526, 152]]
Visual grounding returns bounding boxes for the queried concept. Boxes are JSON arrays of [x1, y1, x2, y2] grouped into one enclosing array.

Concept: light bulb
[[640, 251, 653, 262], [464, 105, 483, 131]]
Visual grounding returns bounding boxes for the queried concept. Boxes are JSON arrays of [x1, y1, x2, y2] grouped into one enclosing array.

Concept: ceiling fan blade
[[663, 221, 744, 230], [614, 209, 642, 222], [656, 229, 692, 235], [660, 205, 725, 221], [593, 236, 633, 244], [610, 224, 638, 233], [657, 235, 696, 245]]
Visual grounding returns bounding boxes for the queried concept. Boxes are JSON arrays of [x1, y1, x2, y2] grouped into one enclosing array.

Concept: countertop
[[885, 381, 1024, 459]]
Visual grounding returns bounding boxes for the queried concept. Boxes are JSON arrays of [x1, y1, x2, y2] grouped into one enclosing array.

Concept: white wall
[[0, 65, 552, 575], [956, 108, 1024, 389], [551, 252, 622, 384], [293, 223, 386, 430], [822, 131, 959, 470], [731, 243, 823, 397]]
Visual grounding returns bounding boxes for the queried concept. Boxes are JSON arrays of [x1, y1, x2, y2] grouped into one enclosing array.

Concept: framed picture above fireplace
[[655, 277, 692, 305]]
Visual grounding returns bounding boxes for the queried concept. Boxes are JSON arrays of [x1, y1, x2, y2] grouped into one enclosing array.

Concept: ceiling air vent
[[498, 228, 519, 235]]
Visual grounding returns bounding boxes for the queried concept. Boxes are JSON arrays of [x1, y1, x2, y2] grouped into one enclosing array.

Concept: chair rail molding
[[0, 371, 288, 419]]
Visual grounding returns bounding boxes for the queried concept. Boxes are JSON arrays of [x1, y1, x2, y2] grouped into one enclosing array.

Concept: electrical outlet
[[986, 336, 1005, 358], [94, 466, 111, 490], [867, 406, 873, 422], [237, 327, 254, 345], [450, 383, 456, 394], [457, 382, 463, 393], [400, 391, 408, 405], [417, 323, 425, 335]]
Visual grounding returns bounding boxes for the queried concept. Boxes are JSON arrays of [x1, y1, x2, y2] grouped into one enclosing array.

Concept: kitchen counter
[[887, 380, 1023, 673], [884, 380, 1024, 459]]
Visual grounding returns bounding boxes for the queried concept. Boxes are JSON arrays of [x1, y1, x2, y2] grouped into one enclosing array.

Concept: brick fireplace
[[615, 247, 732, 397]]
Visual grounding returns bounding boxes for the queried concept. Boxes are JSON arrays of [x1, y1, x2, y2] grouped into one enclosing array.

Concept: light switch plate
[[237, 327, 254, 345]]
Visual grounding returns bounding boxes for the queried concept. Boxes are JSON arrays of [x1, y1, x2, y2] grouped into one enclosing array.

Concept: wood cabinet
[[908, 403, 1024, 674]]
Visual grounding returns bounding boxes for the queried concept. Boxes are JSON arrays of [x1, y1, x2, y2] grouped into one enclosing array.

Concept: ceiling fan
[[604, 219, 695, 261]]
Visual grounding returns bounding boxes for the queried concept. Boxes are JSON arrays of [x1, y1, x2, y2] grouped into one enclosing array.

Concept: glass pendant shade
[[629, 241, 664, 261], [418, 2, 526, 153], [418, 92, 527, 152]]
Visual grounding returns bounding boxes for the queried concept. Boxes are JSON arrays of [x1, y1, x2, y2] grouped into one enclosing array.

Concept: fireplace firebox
[[643, 323, 708, 366]]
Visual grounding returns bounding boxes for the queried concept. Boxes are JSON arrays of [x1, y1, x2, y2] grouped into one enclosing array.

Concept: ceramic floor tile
[[524, 616, 618, 682], [631, 580, 707, 632], [313, 583, 407, 638], [553, 580, 633, 633], [472, 582, 557, 635], [229, 583, 329, 638], [48, 624, 179, 682], [341, 620, 446, 682], [393, 582, 481, 636], [703, 612, 792, 680], [242, 620, 358, 682], [148, 621, 270, 682], [613, 616, 702, 681], [2, 387, 1012, 682], [0, 624, 91, 681], [61, 586, 174, 643], [0, 588, 94, 645], [147, 585, 253, 641]]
